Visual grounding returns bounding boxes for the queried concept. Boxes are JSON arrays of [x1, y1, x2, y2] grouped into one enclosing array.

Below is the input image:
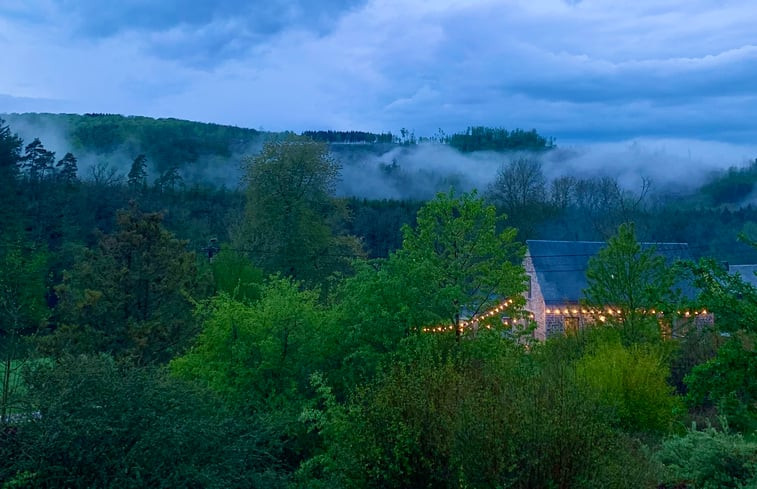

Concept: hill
[[2, 112, 266, 175]]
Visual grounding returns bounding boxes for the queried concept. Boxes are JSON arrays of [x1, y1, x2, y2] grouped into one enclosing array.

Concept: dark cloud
[[51, 0, 367, 67], [504, 47, 757, 105], [3, 1, 757, 144], [57, 0, 363, 37]]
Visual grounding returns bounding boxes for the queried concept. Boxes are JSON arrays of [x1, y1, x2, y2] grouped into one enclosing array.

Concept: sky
[[2, 0, 757, 144]]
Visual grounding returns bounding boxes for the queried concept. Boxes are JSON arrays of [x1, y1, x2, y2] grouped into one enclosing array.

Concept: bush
[[685, 334, 757, 434], [575, 340, 683, 435], [656, 424, 757, 489], [302, 333, 660, 489], [1, 355, 286, 489]]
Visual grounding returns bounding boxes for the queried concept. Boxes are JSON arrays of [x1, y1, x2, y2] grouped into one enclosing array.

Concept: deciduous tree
[[487, 157, 549, 238], [0, 243, 48, 423], [239, 136, 361, 283], [3, 355, 287, 488], [393, 190, 526, 340], [583, 223, 680, 343]]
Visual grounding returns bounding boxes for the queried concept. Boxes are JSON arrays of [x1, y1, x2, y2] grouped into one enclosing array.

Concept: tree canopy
[[239, 135, 361, 283]]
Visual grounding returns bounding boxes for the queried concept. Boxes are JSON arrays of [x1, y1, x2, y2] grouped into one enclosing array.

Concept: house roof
[[729, 264, 757, 288], [526, 240, 694, 305]]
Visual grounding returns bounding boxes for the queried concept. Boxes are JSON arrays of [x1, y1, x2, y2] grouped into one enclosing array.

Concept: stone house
[[524, 240, 706, 340]]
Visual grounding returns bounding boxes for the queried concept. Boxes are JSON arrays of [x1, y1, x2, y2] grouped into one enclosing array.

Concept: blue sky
[[2, 0, 757, 143]]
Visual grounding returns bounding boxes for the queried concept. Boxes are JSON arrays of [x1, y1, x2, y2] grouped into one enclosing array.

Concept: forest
[[2, 114, 757, 488]]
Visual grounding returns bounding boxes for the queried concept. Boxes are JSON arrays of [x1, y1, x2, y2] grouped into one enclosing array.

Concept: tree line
[[1, 118, 757, 487]]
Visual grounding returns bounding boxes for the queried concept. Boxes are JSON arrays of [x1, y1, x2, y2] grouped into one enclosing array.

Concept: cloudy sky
[[2, 0, 757, 143]]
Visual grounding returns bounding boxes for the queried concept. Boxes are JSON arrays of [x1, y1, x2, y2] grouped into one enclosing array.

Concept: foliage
[[55, 152, 78, 185], [656, 424, 757, 489], [698, 159, 757, 206], [444, 126, 555, 153], [8, 113, 757, 487], [487, 157, 550, 238], [668, 326, 722, 395], [583, 223, 681, 343], [302, 130, 394, 144], [0, 118, 22, 176], [20, 138, 55, 183], [0, 354, 287, 489], [239, 135, 362, 283], [345, 198, 422, 258], [393, 190, 526, 340], [171, 277, 339, 471], [0, 243, 49, 422], [681, 258, 757, 432], [7, 112, 263, 173], [171, 277, 331, 408], [575, 339, 682, 434], [683, 258, 757, 335], [0, 121, 24, 244], [685, 334, 757, 433], [48, 205, 205, 365], [328, 257, 443, 394], [127, 154, 148, 190], [209, 247, 264, 303], [301, 333, 660, 489]]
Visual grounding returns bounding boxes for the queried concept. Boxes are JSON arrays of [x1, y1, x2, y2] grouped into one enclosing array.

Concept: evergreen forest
[[2, 114, 757, 488]]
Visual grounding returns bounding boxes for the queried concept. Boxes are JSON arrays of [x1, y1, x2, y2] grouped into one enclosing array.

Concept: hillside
[[2, 112, 266, 175]]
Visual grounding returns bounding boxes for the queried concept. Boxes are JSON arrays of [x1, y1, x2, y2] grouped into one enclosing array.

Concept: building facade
[[524, 240, 707, 339]]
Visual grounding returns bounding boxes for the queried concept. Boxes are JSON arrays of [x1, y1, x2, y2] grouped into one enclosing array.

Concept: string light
[[423, 299, 712, 335], [542, 305, 710, 319], [422, 298, 519, 335]]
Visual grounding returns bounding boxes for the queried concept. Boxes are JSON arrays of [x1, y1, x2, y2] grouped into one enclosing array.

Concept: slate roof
[[729, 265, 757, 288], [526, 240, 694, 305]]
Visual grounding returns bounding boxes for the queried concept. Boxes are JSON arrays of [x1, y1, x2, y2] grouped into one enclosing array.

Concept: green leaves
[[584, 223, 680, 343], [0, 242, 49, 423], [240, 135, 361, 284], [49, 205, 203, 365], [3, 355, 286, 489], [310, 333, 658, 489], [656, 425, 757, 489], [395, 190, 526, 336], [171, 276, 330, 408], [576, 340, 682, 434], [685, 334, 757, 433]]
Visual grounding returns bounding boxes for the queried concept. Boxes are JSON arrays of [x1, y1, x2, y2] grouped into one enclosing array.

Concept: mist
[[2, 113, 263, 189], [4, 114, 756, 201], [334, 138, 757, 200]]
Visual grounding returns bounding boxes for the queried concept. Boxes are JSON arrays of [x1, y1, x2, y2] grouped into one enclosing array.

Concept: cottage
[[524, 240, 703, 340]]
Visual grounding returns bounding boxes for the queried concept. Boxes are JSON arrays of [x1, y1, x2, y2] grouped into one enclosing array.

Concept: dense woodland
[[2, 115, 757, 488]]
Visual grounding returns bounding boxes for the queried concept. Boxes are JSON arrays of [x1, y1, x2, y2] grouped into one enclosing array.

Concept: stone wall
[[524, 252, 546, 340]]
